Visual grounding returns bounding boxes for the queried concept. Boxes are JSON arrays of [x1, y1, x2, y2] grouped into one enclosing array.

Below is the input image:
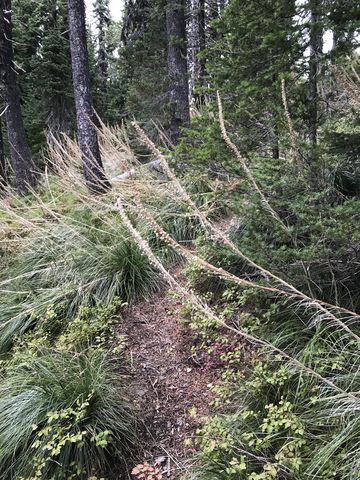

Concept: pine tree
[[328, 0, 360, 58], [67, 0, 110, 193], [166, 0, 190, 143], [121, 0, 191, 140], [121, 0, 170, 131], [103, 21, 128, 124], [121, 0, 149, 46], [40, 0, 75, 138], [93, 0, 111, 85], [0, 0, 36, 193], [91, 0, 126, 124], [12, 0, 75, 153], [205, 0, 301, 155]]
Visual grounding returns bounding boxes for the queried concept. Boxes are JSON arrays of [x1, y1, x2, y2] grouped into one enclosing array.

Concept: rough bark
[[0, 0, 36, 194], [196, 0, 206, 105], [67, 0, 110, 193], [309, 0, 323, 155], [166, 0, 190, 144], [188, 0, 205, 106], [0, 116, 6, 188]]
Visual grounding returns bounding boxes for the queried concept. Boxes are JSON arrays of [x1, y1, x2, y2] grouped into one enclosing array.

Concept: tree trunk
[[272, 144, 280, 160], [67, 0, 110, 193], [309, 0, 322, 156], [272, 123, 280, 160], [188, 0, 205, 106], [0, 117, 6, 188], [218, 0, 226, 12], [197, 0, 206, 104], [0, 0, 36, 194], [166, 0, 190, 144]]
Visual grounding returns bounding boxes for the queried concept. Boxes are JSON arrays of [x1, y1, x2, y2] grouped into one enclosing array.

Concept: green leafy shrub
[[56, 301, 123, 352], [188, 281, 360, 480], [176, 114, 240, 176], [192, 348, 351, 479], [0, 349, 136, 479], [5, 300, 125, 364]]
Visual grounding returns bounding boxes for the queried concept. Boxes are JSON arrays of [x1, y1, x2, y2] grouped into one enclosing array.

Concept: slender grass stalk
[[116, 197, 359, 398], [129, 123, 360, 343]]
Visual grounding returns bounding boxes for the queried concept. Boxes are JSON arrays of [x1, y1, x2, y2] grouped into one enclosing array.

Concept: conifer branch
[[217, 91, 290, 233]]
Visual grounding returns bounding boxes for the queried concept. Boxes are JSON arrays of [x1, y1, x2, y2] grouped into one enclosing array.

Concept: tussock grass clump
[[0, 222, 161, 352], [0, 349, 136, 479], [0, 177, 168, 350]]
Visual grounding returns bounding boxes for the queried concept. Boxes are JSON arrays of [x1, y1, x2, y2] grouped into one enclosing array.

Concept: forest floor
[[118, 271, 219, 478]]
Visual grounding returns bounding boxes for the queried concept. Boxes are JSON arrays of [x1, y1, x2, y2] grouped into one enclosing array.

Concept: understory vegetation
[[1, 19, 360, 480], [1, 62, 360, 477], [1, 0, 360, 477], [0, 125, 225, 479]]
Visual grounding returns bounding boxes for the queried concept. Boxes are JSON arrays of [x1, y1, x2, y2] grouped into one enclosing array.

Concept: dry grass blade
[[129, 122, 360, 342], [116, 197, 357, 398], [132, 193, 360, 342], [333, 58, 360, 108]]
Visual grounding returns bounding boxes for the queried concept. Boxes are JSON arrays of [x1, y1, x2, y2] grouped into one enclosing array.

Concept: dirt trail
[[119, 285, 218, 477]]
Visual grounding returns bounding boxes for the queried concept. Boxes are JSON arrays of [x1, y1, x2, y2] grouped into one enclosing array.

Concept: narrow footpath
[[119, 282, 218, 478]]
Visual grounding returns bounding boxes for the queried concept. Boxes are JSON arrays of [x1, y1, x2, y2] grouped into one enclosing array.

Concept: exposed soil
[[118, 282, 220, 478]]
